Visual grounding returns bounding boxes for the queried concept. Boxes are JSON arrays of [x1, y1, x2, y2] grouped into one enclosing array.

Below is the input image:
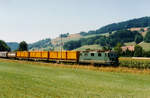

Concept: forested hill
[[80, 17, 150, 36], [29, 38, 53, 51]]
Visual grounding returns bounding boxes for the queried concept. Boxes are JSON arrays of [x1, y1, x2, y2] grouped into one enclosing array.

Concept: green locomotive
[[79, 50, 118, 65]]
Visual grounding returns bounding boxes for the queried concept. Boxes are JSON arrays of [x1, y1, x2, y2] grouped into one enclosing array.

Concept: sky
[[0, 0, 150, 43]]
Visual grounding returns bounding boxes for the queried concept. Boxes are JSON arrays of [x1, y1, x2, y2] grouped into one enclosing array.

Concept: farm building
[[121, 45, 135, 51]]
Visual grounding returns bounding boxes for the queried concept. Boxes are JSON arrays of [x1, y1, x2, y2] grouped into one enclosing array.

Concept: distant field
[[124, 42, 136, 46], [0, 59, 150, 98], [82, 33, 109, 39], [139, 42, 150, 51]]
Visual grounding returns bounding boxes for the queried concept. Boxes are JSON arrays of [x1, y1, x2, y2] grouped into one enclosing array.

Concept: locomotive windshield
[[108, 52, 117, 58]]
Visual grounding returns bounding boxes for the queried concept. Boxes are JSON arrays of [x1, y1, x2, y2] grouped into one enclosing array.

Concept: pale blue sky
[[0, 0, 150, 43]]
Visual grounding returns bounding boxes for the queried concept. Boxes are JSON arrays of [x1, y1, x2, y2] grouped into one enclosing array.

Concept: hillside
[[53, 17, 150, 51], [139, 42, 150, 51], [29, 38, 53, 51], [51, 33, 82, 46], [80, 16, 150, 36], [62, 17, 150, 51], [7, 42, 19, 51]]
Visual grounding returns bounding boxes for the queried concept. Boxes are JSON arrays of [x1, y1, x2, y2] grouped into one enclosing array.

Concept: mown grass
[[124, 42, 136, 46], [0, 59, 150, 98], [139, 42, 150, 51]]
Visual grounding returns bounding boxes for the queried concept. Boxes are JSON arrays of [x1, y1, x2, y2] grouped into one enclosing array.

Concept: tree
[[18, 41, 28, 51], [144, 31, 150, 43], [143, 51, 150, 57], [0, 40, 11, 51], [110, 30, 139, 46], [109, 32, 112, 35], [87, 39, 94, 45], [124, 48, 134, 57], [140, 28, 144, 32], [114, 43, 122, 56], [134, 45, 143, 57], [134, 34, 143, 44], [63, 40, 81, 50]]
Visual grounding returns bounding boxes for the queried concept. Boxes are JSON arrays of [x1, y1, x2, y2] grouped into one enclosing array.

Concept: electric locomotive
[[0, 50, 118, 66]]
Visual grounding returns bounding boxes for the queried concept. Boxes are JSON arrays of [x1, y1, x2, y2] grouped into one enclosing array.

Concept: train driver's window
[[91, 53, 94, 56], [84, 53, 88, 56], [108, 53, 110, 57], [98, 53, 101, 56]]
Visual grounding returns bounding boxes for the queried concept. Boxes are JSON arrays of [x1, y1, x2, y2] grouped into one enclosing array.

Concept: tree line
[[114, 43, 150, 57]]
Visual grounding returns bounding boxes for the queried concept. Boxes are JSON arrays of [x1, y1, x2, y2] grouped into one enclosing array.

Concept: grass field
[[139, 42, 150, 51], [124, 42, 136, 46], [0, 59, 150, 98]]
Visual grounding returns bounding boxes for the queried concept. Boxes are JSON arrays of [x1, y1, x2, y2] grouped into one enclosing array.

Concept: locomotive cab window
[[108, 53, 110, 57], [105, 53, 107, 56], [91, 53, 94, 56], [98, 53, 101, 57], [84, 53, 88, 56]]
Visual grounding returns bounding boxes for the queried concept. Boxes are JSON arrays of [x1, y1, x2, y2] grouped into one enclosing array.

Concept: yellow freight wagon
[[29, 51, 49, 59], [49, 51, 68, 60], [49, 51, 79, 61], [29, 51, 41, 58], [66, 51, 79, 60], [41, 51, 49, 59], [58, 51, 67, 60], [30, 51, 40, 58], [17, 51, 29, 58], [49, 51, 58, 59]]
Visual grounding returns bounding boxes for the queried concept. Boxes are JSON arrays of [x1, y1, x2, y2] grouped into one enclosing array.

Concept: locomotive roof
[[80, 50, 114, 53]]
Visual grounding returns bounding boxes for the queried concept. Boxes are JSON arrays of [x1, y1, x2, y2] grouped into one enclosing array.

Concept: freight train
[[0, 50, 119, 65]]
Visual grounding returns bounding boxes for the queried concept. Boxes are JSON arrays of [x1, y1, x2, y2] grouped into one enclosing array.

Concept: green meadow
[[0, 59, 150, 98]]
